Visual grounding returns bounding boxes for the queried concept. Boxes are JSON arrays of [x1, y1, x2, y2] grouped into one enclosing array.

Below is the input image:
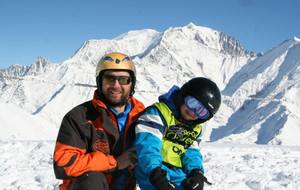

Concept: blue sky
[[0, 0, 299, 69]]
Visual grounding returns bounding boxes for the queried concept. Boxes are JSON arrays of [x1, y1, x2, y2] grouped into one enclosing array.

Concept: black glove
[[183, 169, 212, 190], [149, 167, 177, 190]]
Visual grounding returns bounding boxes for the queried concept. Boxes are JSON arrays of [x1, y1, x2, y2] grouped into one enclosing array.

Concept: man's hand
[[116, 147, 137, 170]]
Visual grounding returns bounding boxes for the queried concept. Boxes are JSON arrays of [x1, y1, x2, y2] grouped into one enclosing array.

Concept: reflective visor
[[184, 96, 210, 120]]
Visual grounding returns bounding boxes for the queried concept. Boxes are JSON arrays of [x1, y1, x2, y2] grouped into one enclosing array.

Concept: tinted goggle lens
[[103, 75, 132, 85], [184, 96, 210, 120]]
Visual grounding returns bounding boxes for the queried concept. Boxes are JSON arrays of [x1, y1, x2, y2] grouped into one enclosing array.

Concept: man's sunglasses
[[102, 74, 132, 85], [184, 96, 210, 120]]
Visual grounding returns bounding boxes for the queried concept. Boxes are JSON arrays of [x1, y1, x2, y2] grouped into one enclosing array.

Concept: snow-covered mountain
[[1, 23, 299, 146], [210, 37, 300, 145]]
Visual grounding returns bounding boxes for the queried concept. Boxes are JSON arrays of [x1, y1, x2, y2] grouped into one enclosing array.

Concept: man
[[135, 77, 221, 190], [53, 52, 145, 190]]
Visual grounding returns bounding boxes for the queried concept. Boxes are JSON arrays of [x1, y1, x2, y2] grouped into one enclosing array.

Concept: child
[[135, 77, 221, 190]]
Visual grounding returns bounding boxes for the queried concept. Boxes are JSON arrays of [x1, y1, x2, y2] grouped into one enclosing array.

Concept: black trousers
[[69, 171, 109, 190]]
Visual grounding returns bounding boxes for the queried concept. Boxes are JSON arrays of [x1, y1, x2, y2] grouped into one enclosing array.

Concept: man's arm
[[53, 114, 117, 179]]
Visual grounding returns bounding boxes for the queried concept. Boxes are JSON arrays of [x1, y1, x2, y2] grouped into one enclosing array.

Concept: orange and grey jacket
[[53, 91, 145, 190]]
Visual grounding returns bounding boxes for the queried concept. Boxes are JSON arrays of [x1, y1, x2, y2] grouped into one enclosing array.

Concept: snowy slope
[[211, 37, 300, 145], [0, 102, 57, 140]]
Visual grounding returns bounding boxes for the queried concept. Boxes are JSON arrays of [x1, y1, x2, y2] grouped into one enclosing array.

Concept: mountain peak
[[219, 32, 256, 57], [166, 23, 255, 57], [293, 36, 300, 42], [183, 22, 215, 32], [25, 57, 53, 76], [0, 64, 28, 77], [186, 22, 197, 28]]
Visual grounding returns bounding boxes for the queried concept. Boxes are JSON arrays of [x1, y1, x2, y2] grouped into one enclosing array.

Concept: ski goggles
[[102, 74, 132, 85], [184, 96, 210, 120]]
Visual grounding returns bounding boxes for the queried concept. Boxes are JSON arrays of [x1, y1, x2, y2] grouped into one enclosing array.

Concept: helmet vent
[[103, 56, 113, 62], [122, 56, 130, 62]]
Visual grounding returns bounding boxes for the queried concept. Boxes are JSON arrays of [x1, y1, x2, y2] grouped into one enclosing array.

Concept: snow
[[1, 140, 299, 190], [0, 102, 57, 140], [203, 143, 300, 190], [0, 140, 59, 190]]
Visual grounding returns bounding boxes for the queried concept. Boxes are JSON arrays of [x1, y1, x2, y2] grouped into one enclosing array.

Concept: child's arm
[[181, 140, 205, 174], [135, 107, 170, 176]]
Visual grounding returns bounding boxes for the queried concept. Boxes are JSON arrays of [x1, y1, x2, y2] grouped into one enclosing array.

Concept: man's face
[[101, 70, 132, 107]]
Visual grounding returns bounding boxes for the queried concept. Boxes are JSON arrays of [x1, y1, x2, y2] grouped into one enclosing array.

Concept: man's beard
[[106, 95, 129, 107], [102, 91, 130, 107]]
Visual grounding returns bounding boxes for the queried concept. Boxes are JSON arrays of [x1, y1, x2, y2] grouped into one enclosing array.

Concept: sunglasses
[[102, 74, 132, 85], [184, 96, 210, 120]]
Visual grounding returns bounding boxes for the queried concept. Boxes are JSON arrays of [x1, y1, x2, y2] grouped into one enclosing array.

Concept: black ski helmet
[[178, 77, 221, 118]]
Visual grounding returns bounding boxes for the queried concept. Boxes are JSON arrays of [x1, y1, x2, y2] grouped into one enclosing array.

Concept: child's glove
[[183, 169, 212, 190], [149, 167, 177, 190]]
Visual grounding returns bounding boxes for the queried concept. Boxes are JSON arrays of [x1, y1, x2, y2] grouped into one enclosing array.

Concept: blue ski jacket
[[135, 86, 205, 190]]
